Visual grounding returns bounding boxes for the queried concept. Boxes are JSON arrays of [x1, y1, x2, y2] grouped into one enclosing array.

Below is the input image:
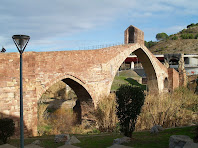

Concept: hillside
[[148, 25, 198, 54]]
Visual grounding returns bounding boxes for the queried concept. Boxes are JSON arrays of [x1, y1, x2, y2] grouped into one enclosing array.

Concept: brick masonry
[[0, 26, 179, 137]]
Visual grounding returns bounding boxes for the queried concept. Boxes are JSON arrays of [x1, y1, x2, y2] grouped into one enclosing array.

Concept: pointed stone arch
[[106, 43, 168, 93]]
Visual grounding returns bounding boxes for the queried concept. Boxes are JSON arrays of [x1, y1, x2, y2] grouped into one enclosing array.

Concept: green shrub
[[116, 84, 145, 138], [0, 118, 15, 144], [195, 78, 198, 94], [195, 34, 198, 39], [193, 126, 198, 143], [170, 36, 178, 40], [144, 40, 157, 48], [180, 34, 194, 39]]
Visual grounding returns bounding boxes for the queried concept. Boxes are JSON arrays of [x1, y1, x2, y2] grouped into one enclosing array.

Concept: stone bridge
[[0, 26, 179, 136]]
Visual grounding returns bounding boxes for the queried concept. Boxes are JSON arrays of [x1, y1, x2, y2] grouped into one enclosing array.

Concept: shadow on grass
[[125, 78, 146, 90]]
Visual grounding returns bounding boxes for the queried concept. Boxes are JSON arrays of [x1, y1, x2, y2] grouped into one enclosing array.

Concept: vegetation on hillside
[[145, 23, 198, 54]]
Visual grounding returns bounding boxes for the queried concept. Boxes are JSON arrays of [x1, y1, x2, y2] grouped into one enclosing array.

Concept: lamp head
[[12, 35, 30, 54]]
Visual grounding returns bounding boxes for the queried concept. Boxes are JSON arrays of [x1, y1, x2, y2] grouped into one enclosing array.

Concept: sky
[[0, 0, 198, 53]]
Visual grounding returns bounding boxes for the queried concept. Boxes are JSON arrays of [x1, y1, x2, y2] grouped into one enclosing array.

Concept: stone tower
[[124, 25, 144, 45]]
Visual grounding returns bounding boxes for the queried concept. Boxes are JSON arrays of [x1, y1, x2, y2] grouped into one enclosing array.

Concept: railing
[[76, 42, 125, 50]]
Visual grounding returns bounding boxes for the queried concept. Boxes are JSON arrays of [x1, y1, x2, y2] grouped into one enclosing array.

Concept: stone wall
[[168, 68, 180, 92]]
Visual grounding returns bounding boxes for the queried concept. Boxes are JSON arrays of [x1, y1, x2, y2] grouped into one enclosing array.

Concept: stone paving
[[0, 143, 134, 148], [57, 145, 80, 148], [0, 144, 17, 148], [107, 144, 133, 148], [24, 144, 44, 148]]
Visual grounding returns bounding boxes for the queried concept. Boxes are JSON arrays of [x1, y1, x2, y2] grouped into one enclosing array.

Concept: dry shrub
[[48, 108, 76, 135], [37, 103, 49, 136], [136, 87, 198, 131], [71, 124, 98, 134], [93, 94, 118, 132]]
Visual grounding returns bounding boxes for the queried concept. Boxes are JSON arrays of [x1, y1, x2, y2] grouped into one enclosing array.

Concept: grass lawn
[[124, 126, 196, 148], [74, 126, 196, 148], [111, 72, 146, 91], [4, 126, 197, 148]]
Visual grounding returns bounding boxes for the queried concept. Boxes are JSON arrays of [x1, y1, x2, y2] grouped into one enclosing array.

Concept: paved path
[[0, 144, 45, 148], [0, 144, 81, 148], [57, 145, 80, 148], [108, 144, 133, 148], [0, 144, 17, 148], [0, 143, 133, 148], [25, 144, 44, 148]]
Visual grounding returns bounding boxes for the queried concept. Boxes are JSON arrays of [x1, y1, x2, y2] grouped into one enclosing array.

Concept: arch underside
[[62, 78, 95, 124], [110, 45, 167, 93], [38, 76, 95, 129], [133, 48, 158, 91]]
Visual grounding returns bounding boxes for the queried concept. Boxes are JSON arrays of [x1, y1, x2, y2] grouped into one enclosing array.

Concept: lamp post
[[12, 35, 30, 148]]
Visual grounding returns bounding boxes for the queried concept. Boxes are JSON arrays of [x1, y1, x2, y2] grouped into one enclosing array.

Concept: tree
[[116, 84, 145, 138], [0, 118, 15, 143], [156, 33, 168, 41]]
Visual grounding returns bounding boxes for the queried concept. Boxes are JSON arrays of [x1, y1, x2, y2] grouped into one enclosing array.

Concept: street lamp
[[12, 35, 30, 148]]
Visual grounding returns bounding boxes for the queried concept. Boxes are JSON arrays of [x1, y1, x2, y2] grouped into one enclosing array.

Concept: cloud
[[0, 0, 197, 52], [0, 0, 128, 51], [164, 25, 186, 35]]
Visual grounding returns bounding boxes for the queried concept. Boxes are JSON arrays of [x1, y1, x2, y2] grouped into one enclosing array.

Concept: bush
[[187, 23, 198, 28], [136, 87, 198, 131], [0, 118, 15, 144], [116, 85, 145, 138], [195, 78, 198, 94], [47, 108, 76, 135], [170, 36, 178, 40], [144, 40, 157, 48], [195, 34, 198, 39], [180, 34, 194, 39], [93, 94, 117, 132], [193, 125, 198, 143]]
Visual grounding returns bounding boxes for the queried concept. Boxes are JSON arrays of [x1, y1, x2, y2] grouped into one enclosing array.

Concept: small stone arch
[[36, 74, 90, 101]]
